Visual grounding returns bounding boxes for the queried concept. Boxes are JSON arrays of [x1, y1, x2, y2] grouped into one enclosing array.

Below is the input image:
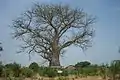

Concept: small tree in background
[[109, 60, 120, 80], [29, 62, 39, 73], [98, 63, 109, 79], [75, 61, 91, 68], [5, 62, 21, 77], [21, 67, 34, 78]]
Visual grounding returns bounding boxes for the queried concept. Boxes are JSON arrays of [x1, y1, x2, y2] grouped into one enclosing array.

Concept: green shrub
[[39, 67, 57, 77], [2, 68, 14, 77], [45, 68, 57, 77], [0, 63, 4, 77], [61, 70, 68, 76], [29, 62, 39, 73], [20, 67, 34, 77], [67, 69, 77, 75], [5, 62, 21, 77], [109, 60, 120, 80]]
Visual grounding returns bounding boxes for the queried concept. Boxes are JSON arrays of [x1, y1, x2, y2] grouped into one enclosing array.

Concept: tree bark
[[49, 34, 61, 67], [49, 53, 60, 67]]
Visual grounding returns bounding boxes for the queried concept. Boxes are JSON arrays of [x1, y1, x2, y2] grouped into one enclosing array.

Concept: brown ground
[[28, 76, 105, 80], [0, 76, 105, 80]]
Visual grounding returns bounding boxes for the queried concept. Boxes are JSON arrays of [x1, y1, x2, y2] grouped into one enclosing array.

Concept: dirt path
[[0, 76, 105, 80]]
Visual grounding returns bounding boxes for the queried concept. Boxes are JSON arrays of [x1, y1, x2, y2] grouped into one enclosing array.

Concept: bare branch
[[11, 3, 96, 66]]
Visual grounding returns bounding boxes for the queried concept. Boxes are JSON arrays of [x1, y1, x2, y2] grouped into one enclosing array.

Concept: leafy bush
[[0, 63, 4, 77], [38, 67, 45, 76], [2, 67, 14, 77], [109, 60, 120, 80], [29, 62, 39, 73], [5, 62, 21, 77], [68, 70, 78, 75], [39, 67, 57, 77], [20, 67, 34, 77], [39, 67, 69, 77], [45, 68, 57, 77], [61, 70, 69, 76]]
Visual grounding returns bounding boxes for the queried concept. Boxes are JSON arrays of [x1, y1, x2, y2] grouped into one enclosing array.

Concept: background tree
[[75, 61, 91, 68], [29, 62, 39, 73], [11, 3, 95, 66], [109, 60, 120, 80], [20, 67, 34, 78], [5, 62, 21, 77], [0, 62, 4, 77]]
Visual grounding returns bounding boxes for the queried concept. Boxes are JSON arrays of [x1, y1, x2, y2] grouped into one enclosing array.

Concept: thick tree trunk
[[49, 54, 60, 67], [49, 34, 61, 67]]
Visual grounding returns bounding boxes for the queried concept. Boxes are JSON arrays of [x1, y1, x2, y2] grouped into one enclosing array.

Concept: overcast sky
[[0, 0, 120, 66]]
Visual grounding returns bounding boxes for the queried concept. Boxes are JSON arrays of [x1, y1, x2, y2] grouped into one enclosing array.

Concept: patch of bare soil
[[0, 76, 105, 80], [73, 77, 104, 80], [66, 76, 105, 80]]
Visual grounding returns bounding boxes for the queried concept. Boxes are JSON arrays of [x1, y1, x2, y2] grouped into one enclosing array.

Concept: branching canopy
[[12, 4, 95, 62]]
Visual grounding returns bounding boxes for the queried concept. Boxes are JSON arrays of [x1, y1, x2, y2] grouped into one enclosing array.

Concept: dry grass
[[0, 76, 105, 80]]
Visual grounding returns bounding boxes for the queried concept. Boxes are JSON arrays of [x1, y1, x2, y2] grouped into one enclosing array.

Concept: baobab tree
[[11, 4, 95, 66]]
